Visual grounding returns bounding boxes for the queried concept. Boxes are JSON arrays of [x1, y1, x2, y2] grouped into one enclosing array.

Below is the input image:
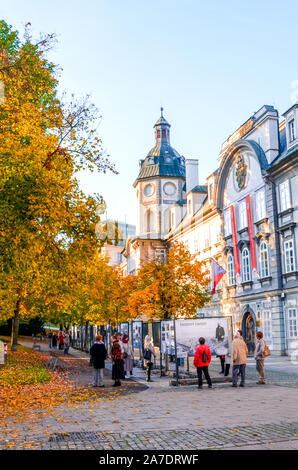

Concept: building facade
[[124, 104, 298, 356]]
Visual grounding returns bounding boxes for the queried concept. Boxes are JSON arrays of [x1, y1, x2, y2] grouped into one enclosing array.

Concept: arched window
[[260, 241, 269, 278], [227, 253, 236, 286], [242, 247, 251, 282], [146, 210, 153, 233]]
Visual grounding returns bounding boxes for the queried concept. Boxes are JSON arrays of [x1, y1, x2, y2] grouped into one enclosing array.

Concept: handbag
[[143, 348, 152, 360], [263, 341, 271, 358], [123, 352, 128, 359]]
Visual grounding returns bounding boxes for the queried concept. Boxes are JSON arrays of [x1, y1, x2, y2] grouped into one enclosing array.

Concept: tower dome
[[134, 108, 186, 186]]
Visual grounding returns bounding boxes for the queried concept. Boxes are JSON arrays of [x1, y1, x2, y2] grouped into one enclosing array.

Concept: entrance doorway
[[242, 313, 256, 355]]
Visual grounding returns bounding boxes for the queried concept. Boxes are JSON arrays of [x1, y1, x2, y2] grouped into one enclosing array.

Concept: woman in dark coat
[[111, 336, 125, 387], [90, 335, 107, 387]]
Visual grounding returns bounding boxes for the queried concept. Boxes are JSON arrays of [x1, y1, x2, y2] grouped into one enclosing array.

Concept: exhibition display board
[[175, 317, 232, 358], [160, 320, 175, 356]]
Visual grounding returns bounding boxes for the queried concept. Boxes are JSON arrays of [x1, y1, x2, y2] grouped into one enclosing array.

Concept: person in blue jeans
[[232, 332, 248, 387]]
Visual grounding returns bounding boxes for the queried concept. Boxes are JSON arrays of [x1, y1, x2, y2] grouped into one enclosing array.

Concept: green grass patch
[[0, 347, 51, 387]]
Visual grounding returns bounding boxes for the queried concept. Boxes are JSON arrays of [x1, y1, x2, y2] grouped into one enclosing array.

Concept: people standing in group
[[232, 331, 248, 387], [111, 335, 125, 387], [58, 331, 64, 350], [48, 331, 53, 349], [254, 331, 266, 385], [193, 337, 212, 389], [143, 335, 156, 382], [63, 331, 70, 355], [121, 334, 134, 378], [90, 335, 107, 387]]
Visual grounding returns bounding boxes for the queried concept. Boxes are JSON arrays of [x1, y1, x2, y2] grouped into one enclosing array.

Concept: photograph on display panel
[[175, 317, 231, 358], [160, 320, 175, 356], [119, 322, 129, 336], [132, 321, 142, 349]]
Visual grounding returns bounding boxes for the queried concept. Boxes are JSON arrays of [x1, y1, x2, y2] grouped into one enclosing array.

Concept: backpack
[[143, 348, 152, 360], [202, 349, 208, 363]]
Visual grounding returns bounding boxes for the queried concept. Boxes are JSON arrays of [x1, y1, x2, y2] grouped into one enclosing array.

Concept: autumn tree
[[0, 21, 116, 349], [128, 242, 210, 321]]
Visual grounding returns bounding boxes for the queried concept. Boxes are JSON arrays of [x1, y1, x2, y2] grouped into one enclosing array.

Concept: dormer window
[[289, 119, 296, 142]]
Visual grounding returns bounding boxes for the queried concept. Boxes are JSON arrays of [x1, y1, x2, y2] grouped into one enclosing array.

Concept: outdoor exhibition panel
[[175, 317, 232, 358], [160, 320, 175, 356]]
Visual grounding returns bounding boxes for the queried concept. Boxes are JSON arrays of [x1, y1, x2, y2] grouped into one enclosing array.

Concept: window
[[204, 228, 210, 249], [227, 253, 236, 286], [224, 208, 232, 236], [255, 189, 266, 221], [262, 311, 272, 341], [162, 129, 166, 139], [238, 200, 247, 230], [187, 198, 192, 214], [279, 180, 291, 212], [260, 241, 269, 278], [284, 239, 295, 273], [288, 309, 298, 339], [117, 253, 123, 264], [194, 239, 199, 253], [289, 120, 296, 142], [156, 129, 161, 139], [242, 247, 251, 282]]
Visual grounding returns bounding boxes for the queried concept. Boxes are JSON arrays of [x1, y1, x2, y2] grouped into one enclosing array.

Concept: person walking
[[193, 337, 212, 389], [90, 335, 107, 387], [48, 331, 53, 349], [111, 336, 125, 387], [121, 334, 134, 378], [143, 335, 156, 382], [63, 331, 70, 355], [232, 332, 248, 387], [254, 331, 266, 384]]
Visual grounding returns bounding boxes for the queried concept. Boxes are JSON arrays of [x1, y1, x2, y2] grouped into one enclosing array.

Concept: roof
[[190, 185, 208, 193]]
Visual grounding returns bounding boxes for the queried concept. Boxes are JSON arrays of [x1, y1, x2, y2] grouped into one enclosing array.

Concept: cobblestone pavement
[[1, 343, 298, 450]]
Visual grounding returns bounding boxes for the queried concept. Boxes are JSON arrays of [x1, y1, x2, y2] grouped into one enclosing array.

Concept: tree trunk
[[11, 299, 21, 351], [84, 321, 89, 350], [165, 353, 169, 373]]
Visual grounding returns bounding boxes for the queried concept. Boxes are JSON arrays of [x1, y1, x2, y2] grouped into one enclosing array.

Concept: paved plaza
[[1, 344, 298, 450]]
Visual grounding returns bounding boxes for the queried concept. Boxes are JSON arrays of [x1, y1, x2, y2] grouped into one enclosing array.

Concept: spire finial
[[160, 106, 164, 117]]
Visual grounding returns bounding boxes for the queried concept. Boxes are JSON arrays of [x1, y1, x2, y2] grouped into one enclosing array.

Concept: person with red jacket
[[193, 337, 212, 389]]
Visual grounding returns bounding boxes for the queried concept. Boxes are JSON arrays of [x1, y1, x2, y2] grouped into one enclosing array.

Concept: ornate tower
[[134, 108, 186, 239]]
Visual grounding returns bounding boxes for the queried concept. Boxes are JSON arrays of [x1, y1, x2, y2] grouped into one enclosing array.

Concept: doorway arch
[[241, 306, 257, 356]]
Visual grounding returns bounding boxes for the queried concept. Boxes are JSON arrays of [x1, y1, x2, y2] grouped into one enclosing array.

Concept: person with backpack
[[143, 335, 156, 382], [193, 337, 212, 389], [90, 335, 107, 387], [254, 331, 268, 385]]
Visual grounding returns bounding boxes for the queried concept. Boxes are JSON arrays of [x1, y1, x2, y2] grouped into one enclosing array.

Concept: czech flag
[[211, 258, 226, 294]]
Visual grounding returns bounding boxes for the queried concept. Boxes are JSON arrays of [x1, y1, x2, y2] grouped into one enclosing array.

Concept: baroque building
[[123, 104, 298, 356]]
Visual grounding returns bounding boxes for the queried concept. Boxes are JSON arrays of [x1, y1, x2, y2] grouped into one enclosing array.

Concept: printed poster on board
[[160, 320, 175, 355], [175, 317, 230, 358], [132, 321, 142, 350]]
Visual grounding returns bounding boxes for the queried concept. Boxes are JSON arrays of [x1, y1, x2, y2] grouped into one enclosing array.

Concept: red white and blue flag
[[211, 258, 226, 294]]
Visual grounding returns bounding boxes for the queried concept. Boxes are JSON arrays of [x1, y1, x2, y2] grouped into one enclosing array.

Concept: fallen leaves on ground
[[0, 349, 138, 429]]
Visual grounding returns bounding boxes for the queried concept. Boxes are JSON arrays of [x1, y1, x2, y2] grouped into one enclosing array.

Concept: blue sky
[[2, 0, 298, 224]]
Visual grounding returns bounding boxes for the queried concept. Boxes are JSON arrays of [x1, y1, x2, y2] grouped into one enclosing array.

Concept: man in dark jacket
[[90, 335, 107, 387]]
